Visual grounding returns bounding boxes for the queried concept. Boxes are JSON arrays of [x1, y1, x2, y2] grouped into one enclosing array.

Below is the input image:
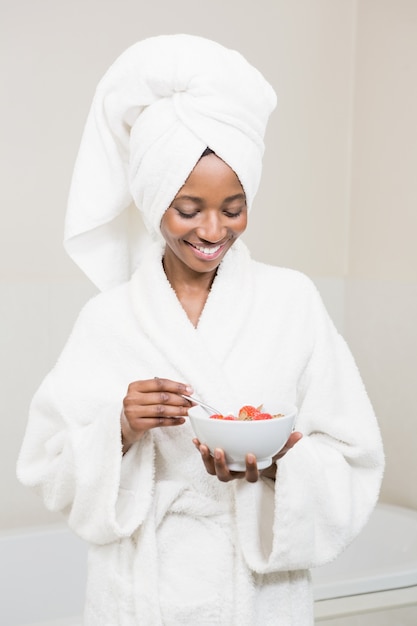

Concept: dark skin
[[121, 155, 303, 481]]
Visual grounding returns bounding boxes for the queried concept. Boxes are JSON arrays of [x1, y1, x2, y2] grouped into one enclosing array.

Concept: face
[[160, 154, 247, 278]]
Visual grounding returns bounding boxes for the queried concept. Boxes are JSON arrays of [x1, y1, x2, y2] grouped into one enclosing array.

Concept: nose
[[196, 210, 227, 243]]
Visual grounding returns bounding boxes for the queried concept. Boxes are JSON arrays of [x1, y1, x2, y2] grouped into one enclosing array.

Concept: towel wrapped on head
[[64, 34, 277, 291]]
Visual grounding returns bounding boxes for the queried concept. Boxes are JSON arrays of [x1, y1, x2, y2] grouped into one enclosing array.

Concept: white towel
[[64, 34, 277, 291]]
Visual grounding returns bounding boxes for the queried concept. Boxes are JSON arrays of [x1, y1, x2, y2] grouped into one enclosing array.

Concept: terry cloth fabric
[[17, 240, 385, 625], [64, 34, 277, 291]]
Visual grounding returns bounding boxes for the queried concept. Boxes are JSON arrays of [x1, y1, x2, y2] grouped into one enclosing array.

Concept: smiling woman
[[16, 34, 384, 626]]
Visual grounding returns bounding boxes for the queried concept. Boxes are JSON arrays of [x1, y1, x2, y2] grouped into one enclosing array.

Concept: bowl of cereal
[[188, 401, 297, 471]]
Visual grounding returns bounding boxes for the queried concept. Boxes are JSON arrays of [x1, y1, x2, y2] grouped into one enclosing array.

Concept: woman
[[17, 35, 384, 625]]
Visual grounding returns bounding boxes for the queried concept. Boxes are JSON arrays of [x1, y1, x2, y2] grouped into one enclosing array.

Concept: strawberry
[[254, 412, 273, 420], [238, 405, 261, 420]]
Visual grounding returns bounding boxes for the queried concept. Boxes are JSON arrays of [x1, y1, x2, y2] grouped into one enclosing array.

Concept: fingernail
[[185, 385, 193, 394], [247, 454, 256, 464], [214, 448, 222, 460]]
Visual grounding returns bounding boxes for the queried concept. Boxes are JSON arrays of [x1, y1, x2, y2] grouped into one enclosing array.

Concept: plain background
[[1, 0, 416, 529]]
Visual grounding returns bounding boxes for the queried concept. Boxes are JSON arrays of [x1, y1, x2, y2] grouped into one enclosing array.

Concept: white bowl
[[188, 401, 297, 470]]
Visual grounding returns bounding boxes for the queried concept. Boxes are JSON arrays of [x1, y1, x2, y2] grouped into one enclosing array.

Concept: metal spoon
[[181, 394, 221, 416]]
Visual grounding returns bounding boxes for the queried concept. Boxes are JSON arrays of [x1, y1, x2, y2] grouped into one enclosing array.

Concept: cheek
[[235, 213, 248, 235], [160, 213, 180, 241]]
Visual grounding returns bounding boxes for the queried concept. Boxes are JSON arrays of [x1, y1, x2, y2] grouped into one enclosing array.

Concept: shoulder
[[53, 281, 136, 370], [71, 281, 133, 331], [248, 259, 341, 345], [251, 259, 319, 300]]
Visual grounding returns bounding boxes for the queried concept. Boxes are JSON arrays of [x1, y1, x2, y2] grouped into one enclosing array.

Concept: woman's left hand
[[192, 431, 303, 483]]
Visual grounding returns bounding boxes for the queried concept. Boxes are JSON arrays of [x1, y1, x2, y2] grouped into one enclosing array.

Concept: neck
[[162, 249, 218, 327], [162, 250, 217, 295]]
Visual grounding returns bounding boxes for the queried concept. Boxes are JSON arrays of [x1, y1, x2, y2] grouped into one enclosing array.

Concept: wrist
[[120, 409, 138, 455]]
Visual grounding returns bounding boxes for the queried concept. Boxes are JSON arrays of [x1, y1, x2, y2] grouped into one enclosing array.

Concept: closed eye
[[223, 208, 245, 218], [175, 208, 198, 219]]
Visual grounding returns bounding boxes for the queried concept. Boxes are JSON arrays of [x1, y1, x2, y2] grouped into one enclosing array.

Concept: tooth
[[196, 245, 220, 254]]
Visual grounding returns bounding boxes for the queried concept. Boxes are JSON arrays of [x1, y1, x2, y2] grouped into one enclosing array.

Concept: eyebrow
[[173, 193, 246, 204]]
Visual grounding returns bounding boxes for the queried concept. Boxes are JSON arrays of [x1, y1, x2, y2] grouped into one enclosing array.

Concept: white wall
[[1, 0, 415, 529], [346, 0, 417, 508]]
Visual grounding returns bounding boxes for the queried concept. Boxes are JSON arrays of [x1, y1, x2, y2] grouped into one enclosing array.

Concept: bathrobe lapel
[[129, 240, 254, 412]]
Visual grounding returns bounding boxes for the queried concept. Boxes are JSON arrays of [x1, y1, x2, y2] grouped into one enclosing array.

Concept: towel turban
[[64, 34, 277, 291]]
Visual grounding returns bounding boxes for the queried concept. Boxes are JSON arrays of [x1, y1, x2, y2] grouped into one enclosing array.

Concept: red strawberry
[[254, 412, 273, 420], [238, 405, 261, 420]]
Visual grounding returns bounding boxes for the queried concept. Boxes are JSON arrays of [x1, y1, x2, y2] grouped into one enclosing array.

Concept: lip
[[186, 240, 229, 261]]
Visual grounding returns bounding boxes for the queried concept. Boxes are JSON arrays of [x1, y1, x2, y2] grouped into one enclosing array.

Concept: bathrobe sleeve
[[233, 278, 385, 573], [17, 292, 155, 545]]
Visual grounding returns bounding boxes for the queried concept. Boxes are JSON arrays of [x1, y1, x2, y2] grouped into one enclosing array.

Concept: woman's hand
[[121, 377, 193, 453], [260, 431, 303, 480], [192, 431, 303, 483]]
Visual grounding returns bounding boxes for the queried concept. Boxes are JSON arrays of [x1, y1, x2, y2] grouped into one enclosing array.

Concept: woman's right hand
[[121, 377, 194, 453]]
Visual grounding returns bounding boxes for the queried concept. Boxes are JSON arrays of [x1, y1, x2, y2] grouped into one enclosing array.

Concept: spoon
[[181, 394, 221, 416]]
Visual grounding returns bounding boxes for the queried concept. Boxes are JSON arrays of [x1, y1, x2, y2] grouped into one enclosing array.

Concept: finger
[[123, 415, 185, 438], [197, 444, 217, 475], [244, 453, 259, 483], [124, 404, 190, 421], [147, 391, 194, 409], [273, 431, 303, 461], [212, 448, 245, 482], [153, 377, 194, 397], [126, 377, 193, 392], [283, 430, 303, 451], [125, 377, 194, 415], [155, 416, 185, 429]]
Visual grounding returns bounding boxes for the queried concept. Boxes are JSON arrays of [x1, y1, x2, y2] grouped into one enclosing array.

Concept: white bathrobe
[[17, 240, 384, 625]]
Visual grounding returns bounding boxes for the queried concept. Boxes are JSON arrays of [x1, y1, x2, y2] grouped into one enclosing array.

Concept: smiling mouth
[[188, 242, 223, 256]]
